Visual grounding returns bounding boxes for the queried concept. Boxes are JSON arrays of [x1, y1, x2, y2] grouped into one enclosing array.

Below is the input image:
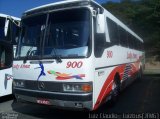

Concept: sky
[[0, 0, 120, 18]]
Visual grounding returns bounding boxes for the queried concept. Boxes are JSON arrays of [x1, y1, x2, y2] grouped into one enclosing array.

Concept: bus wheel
[[110, 75, 121, 104]]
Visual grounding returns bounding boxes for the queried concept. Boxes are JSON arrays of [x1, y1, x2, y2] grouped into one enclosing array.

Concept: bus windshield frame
[[16, 8, 92, 60]]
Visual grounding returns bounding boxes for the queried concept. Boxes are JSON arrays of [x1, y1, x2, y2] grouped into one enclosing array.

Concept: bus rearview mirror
[[96, 14, 105, 34]]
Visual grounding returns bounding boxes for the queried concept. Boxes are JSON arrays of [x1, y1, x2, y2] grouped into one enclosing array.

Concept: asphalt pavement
[[0, 74, 160, 119]]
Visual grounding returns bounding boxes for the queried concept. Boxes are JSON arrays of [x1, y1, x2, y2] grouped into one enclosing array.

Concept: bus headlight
[[13, 80, 25, 88], [63, 83, 92, 93]]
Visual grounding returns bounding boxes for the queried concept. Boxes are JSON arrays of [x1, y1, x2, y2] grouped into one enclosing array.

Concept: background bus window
[[11, 21, 20, 45], [0, 45, 12, 69], [0, 17, 5, 41], [106, 17, 119, 45]]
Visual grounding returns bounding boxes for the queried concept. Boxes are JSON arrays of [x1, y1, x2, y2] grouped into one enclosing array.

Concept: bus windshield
[[0, 17, 5, 41], [18, 8, 90, 59], [0, 17, 20, 44], [19, 14, 47, 58]]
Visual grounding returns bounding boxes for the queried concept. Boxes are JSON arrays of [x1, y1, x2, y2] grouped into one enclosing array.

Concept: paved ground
[[0, 74, 160, 119], [144, 69, 160, 74]]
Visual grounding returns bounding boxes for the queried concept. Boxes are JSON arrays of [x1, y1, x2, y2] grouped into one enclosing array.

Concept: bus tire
[[110, 75, 121, 104]]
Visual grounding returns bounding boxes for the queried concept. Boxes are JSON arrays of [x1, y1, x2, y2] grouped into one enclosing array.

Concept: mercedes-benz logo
[[38, 82, 45, 90]]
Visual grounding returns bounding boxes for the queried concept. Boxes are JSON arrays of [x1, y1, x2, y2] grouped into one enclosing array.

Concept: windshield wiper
[[23, 47, 33, 64]]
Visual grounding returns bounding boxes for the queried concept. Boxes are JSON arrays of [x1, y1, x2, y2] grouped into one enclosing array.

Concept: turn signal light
[[82, 84, 92, 92]]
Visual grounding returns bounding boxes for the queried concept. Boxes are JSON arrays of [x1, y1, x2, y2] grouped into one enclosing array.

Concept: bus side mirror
[[96, 14, 105, 34], [4, 19, 9, 37]]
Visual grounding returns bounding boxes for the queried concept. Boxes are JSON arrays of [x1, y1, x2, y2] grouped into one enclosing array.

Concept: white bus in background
[[0, 13, 20, 97], [13, 0, 145, 110]]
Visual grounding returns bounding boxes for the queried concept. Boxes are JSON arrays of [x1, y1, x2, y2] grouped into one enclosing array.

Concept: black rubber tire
[[110, 75, 121, 104]]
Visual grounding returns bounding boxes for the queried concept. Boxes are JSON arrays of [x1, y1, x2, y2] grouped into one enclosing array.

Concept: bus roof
[[25, 0, 92, 13], [24, 0, 143, 42], [0, 13, 20, 21]]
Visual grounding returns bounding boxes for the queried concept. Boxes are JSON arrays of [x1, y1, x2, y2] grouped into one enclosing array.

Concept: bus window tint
[[19, 14, 47, 57], [128, 33, 132, 49], [106, 18, 119, 45], [128, 33, 143, 51], [0, 17, 5, 40], [44, 9, 90, 58], [0, 45, 12, 69], [118, 26, 128, 47], [12, 21, 20, 45]]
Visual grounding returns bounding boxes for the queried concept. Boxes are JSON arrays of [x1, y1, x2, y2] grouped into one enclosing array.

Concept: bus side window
[[138, 41, 141, 51], [136, 40, 139, 50], [141, 42, 144, 51], [106, 18, 119, 45], [128, 34, 135, 49], [138, 39, 143, 51], [118, 26, 128, 48], [0, 45, 12, 69], [133, 36, 138, 50], [134, 37, 137, 50], [128, 33, 132, 49]]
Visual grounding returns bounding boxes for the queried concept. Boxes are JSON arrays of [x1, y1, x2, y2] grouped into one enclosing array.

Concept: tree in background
[[102, 0, 160, 59]]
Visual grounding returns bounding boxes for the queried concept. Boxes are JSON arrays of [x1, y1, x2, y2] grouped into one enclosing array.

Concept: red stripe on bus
[[93, 65, 126, 110], [93, 61, 141, 110]]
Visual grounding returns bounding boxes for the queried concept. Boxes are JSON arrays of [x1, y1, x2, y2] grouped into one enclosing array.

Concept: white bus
[[0, 13, 20, 97], [13, 0, 145, 110]]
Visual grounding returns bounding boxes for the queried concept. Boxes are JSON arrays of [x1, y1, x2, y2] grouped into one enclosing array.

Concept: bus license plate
[[36, 99, 50, 105]]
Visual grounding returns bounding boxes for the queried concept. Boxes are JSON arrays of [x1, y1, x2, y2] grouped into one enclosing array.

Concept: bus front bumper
[[14, 88, 93, 110]]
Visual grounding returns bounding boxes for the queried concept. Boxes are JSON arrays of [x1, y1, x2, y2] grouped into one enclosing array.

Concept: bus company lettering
[[13, 64, 30, 69], [21, 64, 30, 68], [107, 51, 113, 58], [127, 52, 138, 59]]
